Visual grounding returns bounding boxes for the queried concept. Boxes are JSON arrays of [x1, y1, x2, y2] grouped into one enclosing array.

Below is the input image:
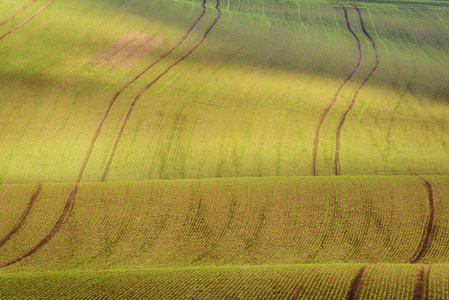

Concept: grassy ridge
[[0, 176, 448, 297], [3, 264, 449, 298], [0, 176, 447, 273], [1, 0, 449, 183]]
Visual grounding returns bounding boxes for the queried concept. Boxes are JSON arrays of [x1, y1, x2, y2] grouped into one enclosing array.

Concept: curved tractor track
[[0, 0, 38, 28], [411, 177, 437, 264], [0, 185, 76, 268], [334, 5, 379, 175], [347, 265, 369, 300], [0, 184, 41, 249], [100, 0, 222, 181], [413, 265, 431, 300], [312, 5, 363, 176], [77, 0, 209, 184], [0, 0, 221, 269], [0, 0, 55, 41]]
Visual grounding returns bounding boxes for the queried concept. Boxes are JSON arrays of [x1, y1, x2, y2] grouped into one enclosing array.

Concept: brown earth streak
[[312, 5, 362, 176], [0, 184, 42, 248], [100, 0, 222, 181], [191, 196, 237, 263], [76, 0, 208, 183], [0, 0, 37, 27], [413, 265, 431, 300], [92, 33, 166, 68], [334, 5, 379, 175], [0, 185, 77, 268], [0, 0, 55, 41], [411, 177, 437, 264], [347, 266, 369, 300]]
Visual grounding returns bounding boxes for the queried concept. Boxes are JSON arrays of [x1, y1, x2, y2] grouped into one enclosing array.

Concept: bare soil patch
[[92, 32, 166, 68]]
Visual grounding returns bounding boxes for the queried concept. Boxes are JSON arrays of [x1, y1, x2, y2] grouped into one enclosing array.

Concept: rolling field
[[1, 0, 449, 298]]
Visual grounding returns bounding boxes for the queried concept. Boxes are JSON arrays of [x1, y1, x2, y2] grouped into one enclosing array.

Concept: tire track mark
[[0, 0, 37, 27], [0, 184, 41, 248], [312, 5, 362, 176], [347, 265, 369, 300], [413, 265, 431, 300], [0, 0, 188, 269], [411, 177, 436, 264], [191, 194, 237, 264], [0, 0, 55, 41], [76, 0, 209, 183], [0, 185, 76, 268], [100, 0, 222, 181], [334, 5, 379, 175]]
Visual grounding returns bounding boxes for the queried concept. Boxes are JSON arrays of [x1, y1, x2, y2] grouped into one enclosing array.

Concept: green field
[[1, 0, 449, 298]]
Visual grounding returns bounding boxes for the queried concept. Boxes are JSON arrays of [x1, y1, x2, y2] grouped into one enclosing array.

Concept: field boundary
[[100, 0, 222, 181], [312, 5, 362, 176], [0, 0, 55, 41]]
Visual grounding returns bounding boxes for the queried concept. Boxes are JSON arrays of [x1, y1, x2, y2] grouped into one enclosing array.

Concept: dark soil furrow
[[334, 5, 379, 175], [312, 6, 362, 176], [413, 265, 431, 300], [76, 0, 208, 183], [411, 177, 437, 264], [0, 0, 37, 27], [100, 0, 222, 181], [191, 195, 237, 264], [0, 0, 55, 41], [0, 184, 41, 248], [0, 185, 77, 268], [347, 265, 369, 300]]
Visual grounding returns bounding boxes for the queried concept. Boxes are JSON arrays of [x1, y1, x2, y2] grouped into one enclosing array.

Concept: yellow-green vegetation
[[0, 176, 448, 297], [1, 0, 449, 298]]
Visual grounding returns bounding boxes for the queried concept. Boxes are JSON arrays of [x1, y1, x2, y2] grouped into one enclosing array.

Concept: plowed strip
[[334, 5, 379, 175], [0, 185, 77, 268], [312, 5, 362, 176], [0, 0, 37, 27], [0, 0, 55, 41], [0, 184, 41, 248], [100, 0, 222, 181], [347, 265, 369, 300], [76, 0, 208, 183], [411, 177, 437, 264]]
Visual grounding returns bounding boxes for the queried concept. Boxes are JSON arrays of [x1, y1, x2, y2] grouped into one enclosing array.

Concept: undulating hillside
[[1, 0, 448, 298]]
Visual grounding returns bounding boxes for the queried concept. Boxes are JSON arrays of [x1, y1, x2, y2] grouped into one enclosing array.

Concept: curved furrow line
[[0, 184, 41, 248], [190, 195, 237, 264], [0, 0, 37, 27], [100, 0, 222, 182], [312, 5, 362, 176], [0, 185, 76, 268], [410, 177, 437, 264], [347, 265, 369, 300], [334, 5, 379, 175], [76, 0, 209, 183], [0, 0, 55, 41]]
